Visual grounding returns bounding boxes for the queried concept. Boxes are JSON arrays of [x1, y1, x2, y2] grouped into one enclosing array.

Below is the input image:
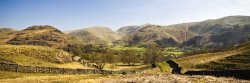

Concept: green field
[[103, 63, 150, 71], [111, 46, 145, 51], [165, 51, 184, 55], [157, 62, 171, 73]]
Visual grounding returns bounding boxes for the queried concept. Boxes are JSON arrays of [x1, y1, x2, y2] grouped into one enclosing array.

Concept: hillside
[[175, 41, 250, 71], [117, 24, 148, 37], [170, 16, 250, 48], [117, 24, 196, 46], [5, 25, 83, 49], [0, 28, 18, 44], [0, 45, 73, 67], [116, 16, 250, 48], [169, 16, 250, 35], [69, 26, 121, 44]]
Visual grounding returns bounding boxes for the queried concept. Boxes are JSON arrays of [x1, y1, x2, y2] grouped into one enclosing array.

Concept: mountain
[[117, 25, 147, 37], [69, 26, 121, 45], [1, 16, 249, 49], [173, 16, 250, 48], [117, 16, 250, 48], [0, 26, 84, 56], [5, 25, 82, 48], [168, 16, 250, 35], [117, 24, 196, 46]]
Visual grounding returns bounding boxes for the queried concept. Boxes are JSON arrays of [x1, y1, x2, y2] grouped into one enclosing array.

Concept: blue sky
[[1, 0, 250, 31]]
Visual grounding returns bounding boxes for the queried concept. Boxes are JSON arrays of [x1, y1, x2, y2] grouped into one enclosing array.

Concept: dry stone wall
[[0, 62, 145, 74]]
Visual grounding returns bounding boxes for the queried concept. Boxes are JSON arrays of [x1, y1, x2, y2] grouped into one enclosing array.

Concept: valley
[[0, 16, 250, 82]]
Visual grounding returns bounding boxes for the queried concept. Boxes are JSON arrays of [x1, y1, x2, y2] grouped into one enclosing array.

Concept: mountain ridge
[[116, 15, 250, 48], [68, 26, 121, 45], [1, 15, 250, 49]]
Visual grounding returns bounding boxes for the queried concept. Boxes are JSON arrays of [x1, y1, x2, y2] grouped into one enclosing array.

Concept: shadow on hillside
[[184, 70, 250, 80]]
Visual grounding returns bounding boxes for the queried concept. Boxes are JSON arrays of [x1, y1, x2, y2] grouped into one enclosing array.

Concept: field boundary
[[0, 62, 149, 74]]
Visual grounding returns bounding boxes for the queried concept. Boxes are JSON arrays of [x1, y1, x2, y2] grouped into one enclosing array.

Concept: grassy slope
[[69, 26, 121, 44], [175, 42, 250, 71], [0, 28, 17, 44], [5, 26, 83, 49], [157, 62, 171, 73], [103, 63, 150, 71], [195, 53, 250, 70], [120, 25, 196, 45], [0, 45, 87, 69], [0, 71, 64, 79], [0, 71, 105, 83]]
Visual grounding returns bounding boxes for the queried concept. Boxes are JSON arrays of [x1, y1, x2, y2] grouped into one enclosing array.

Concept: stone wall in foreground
[[0, 62, 146, 74]]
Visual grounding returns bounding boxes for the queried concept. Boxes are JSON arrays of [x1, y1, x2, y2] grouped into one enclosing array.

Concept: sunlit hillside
[[0, 45, 87, 69]]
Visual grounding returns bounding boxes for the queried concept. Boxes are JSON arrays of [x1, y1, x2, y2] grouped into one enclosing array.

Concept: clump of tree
[[120, 50, 140, 66], [154, 38, 179, 48], [64, 43, 119, 69], [90, 50, 118, 69], [70, 43, 169, 69], [64, 44, 109, 57], [82, 44, 94, 53], [63, 44, 84, 56], [143, 44, 166, 68]]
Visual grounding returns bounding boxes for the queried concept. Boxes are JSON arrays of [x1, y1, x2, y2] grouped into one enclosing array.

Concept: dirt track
[[99, 74, 249, 83], [1, 74, 249, 83]]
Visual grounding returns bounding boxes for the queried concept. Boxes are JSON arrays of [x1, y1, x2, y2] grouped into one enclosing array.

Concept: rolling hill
[[0, 45, 72, 66], [1, 16, 249, 50], [5, 25, 82, 48], [175, 41, 250, 71], [117, 24, 147, 37], [116, 16, 250, 48], [0, 28, 18, 44], [69, 26, 121, 45], [0, 45, 89, 69], [171, 16, 250, 48], [117, 24, 196, 46]]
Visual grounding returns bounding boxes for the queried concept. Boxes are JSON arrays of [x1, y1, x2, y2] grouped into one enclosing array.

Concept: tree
[[155, 38, 179, 48], [121, 50, 140, 65], [143, 44, 165, 67], [95, 44, 109, 52], [91, 53, 106, 69], [82, 44, 94, 54], [63, 44, 83, 56], [91, 50, 117, 69]]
